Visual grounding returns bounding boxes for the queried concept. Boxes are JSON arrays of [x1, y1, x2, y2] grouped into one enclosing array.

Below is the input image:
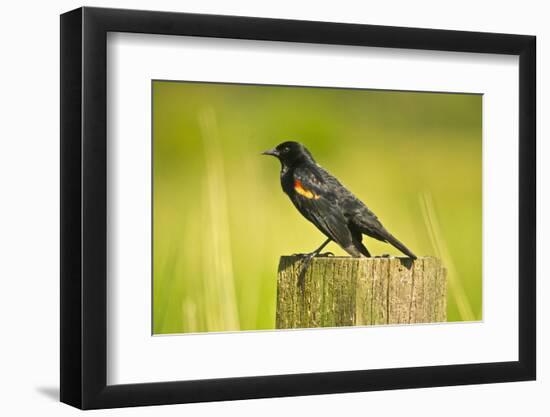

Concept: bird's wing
[[344, 197, 417, 259], [291, 166, 353, 247], [344, 198, 389, 242]]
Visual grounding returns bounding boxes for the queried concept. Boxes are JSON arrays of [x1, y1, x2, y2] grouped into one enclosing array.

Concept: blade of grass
[[153, 244, 179, 334], [182, 298, 199, 333], [198, 107, 241, 332], [419, 191, 476, 321]]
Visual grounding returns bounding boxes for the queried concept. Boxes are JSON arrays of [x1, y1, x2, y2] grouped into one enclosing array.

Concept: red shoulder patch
[[294, 179, 320, 200]]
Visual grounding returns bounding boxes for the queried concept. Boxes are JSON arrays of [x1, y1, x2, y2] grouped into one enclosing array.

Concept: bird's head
[[262, 141, 315, 166]]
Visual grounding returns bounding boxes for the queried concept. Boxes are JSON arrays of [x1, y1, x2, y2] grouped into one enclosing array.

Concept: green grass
[[152, 81, 482, 334]]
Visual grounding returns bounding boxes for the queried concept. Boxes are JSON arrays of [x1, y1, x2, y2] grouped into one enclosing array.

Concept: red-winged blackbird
[[263, 141, 417, 263]]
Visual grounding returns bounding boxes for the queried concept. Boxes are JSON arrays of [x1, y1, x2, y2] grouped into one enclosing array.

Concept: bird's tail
[[385, 233, 417, 260]]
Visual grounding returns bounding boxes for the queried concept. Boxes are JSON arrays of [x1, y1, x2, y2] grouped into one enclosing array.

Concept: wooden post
[[276, 256, 447, 329]]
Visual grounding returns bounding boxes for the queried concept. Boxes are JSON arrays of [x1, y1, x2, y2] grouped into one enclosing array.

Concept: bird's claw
[[292, 251, 334, 258]]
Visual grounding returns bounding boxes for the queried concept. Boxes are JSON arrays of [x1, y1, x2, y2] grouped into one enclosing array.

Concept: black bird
[[262, 141, 417, 271]]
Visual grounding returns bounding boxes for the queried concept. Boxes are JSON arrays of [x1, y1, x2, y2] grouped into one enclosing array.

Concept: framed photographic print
[[60, 6, 536, 409]]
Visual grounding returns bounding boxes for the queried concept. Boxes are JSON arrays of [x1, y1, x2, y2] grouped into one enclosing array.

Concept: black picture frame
[[60, 6, 536, 410]]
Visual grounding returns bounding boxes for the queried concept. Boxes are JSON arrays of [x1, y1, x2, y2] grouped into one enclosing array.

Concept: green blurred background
[[153, 80, 482, 334]]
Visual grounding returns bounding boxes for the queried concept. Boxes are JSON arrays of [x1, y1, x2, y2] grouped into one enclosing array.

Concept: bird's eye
[[283, 147, 290, 153]]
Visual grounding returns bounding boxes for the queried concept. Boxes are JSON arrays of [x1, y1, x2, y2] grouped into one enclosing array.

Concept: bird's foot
[[297, 252, 334, 288], [292, 252, 311, 258], [375, 253, 391, 258], [292, 251, 334, 258]]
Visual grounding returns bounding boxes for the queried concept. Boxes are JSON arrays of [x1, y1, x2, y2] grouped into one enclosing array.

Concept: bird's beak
[[261, 148, 279, 157]]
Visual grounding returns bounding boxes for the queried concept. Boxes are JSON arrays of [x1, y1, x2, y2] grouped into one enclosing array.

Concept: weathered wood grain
[[276, 256, 447, 329]]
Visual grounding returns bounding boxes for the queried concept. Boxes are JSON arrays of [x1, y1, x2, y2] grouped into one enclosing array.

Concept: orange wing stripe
[[294, 179, 320, 200]]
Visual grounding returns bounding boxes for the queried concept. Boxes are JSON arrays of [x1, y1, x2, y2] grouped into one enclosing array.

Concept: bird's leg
[[305, 238, 332, 258], [297, 239, 332, 287]]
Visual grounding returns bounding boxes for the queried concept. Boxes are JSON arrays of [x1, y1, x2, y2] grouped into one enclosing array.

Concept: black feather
[[266, 141, 416, 259]]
